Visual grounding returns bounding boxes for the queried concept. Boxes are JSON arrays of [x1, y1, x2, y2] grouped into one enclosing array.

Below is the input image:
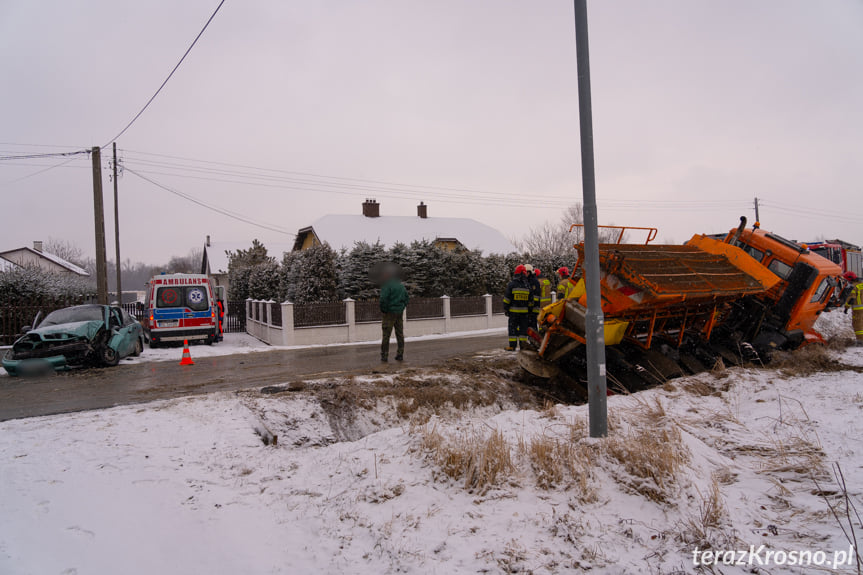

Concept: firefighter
[[844, 272, 863, 346], [503, 265, 533, 350], [524, 264, 541, 330], [556, 267, 572, 300], [536, 269, 552, 309]]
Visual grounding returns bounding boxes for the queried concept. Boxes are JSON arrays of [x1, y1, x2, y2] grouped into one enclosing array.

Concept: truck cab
[[725, 227, 842, 348]]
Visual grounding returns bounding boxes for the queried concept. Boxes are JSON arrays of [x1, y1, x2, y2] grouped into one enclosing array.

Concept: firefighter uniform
[[503, 271, 534, 350], [527, 271, 541, 330], [556, 267, 572, 301], [846, 282, 863, 345], [538, 274, 552, 309]]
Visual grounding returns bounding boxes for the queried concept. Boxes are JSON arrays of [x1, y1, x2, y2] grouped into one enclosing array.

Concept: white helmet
[[524, 264, 534, 273]]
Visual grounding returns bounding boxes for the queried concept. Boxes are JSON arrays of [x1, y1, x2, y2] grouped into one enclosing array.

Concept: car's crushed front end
[[2, 321, 104, 376]]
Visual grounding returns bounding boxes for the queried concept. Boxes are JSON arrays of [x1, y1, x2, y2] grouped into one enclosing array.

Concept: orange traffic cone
[[179, 340, 195, 366]]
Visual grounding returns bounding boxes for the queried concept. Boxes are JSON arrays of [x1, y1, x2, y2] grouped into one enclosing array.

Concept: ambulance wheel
[[205, 334, 215, 346], [149, 340, 160, 349]]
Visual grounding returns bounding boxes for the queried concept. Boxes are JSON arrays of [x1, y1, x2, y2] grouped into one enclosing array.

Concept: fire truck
[[806, 239, 862, 278]]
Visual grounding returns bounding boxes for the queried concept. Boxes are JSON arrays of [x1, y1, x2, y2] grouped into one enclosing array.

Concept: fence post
[[266, 300, 275, 325], [344, 298, 356, 342], [441, 295, 451, 333], [552, 292, 557, 303], [484, 294, 493, 329], [281, 301, 295, 346], [246, 298, 252, 324]]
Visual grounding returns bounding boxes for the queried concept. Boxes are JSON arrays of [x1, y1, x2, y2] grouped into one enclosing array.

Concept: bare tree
[[515, 204, 624, 256], [43, 238, 87, 267]]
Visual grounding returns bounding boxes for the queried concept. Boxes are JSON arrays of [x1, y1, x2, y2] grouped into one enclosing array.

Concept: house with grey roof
[[0, 242, 89, 276]]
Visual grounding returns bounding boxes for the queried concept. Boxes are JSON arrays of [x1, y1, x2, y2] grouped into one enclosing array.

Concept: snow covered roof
[[34, 248, 90, 276], [203, 241, 295, 275], [0, 256, 19, 272], [0, 247, 89, 276], [296, 214, 517, 255]]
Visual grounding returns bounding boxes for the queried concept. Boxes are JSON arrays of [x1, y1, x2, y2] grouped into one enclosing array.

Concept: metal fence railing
[[294, 301, 347, 328], [450, 296, 486, 317], [0, 298, 93, 346], [223, 300, 247, 333], [270, 303, 282, 327], [492, 295, 505, 315], [406, 297, 444, 320], [355, 300, 382, 323]]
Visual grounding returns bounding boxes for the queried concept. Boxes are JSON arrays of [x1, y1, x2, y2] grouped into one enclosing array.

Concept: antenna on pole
[[754, 197, 760, 228]]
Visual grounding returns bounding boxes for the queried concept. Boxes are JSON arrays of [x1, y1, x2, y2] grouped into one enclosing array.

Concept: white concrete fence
[[245, 295, 508, 346]]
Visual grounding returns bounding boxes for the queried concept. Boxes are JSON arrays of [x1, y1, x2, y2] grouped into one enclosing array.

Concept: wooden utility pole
[[112, 142, 122, 303], [91, 146, 109, 304]]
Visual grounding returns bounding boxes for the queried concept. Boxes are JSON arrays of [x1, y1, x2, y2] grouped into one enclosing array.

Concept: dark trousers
[[381, 312, 404, 359], [507, 314, 530, 348], [528, 313, 538, 331]]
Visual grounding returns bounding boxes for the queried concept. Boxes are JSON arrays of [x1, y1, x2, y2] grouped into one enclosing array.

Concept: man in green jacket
[[380, 271, 410, 362]]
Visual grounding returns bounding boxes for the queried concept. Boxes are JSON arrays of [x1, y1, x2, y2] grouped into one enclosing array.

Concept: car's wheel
[[101, 345, 120, 367], [133, 337, 143, 357]]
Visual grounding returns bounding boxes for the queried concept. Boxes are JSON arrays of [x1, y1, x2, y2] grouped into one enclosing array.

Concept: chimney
[[206, 235, 211, 247], [33, 240, 43, 253], [417, 202, 428, 219], [362, 198, 380, 218]]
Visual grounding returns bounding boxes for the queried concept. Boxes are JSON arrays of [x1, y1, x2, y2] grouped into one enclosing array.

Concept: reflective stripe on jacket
[[539, 278, 552, 306], [504, 277, 534, 314], [847, 283, 863, 310]]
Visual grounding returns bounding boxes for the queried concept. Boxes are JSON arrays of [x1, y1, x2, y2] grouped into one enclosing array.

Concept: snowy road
[[0, 333, 504, 421]]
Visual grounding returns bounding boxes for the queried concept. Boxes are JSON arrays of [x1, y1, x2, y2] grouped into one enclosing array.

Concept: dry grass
[[418, 424, 514, 493], [602, 397, 689, 503], [770, 344, 863, 377], [680, 476, 736, 550]]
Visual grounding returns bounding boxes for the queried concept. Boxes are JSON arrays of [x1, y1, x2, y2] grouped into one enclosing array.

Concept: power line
[[0, 150, 89, 161], [103, 0, 227, 146], [2, 155, 89, 184], [124, 167, 295, 236], [119, 150, 753, 208]]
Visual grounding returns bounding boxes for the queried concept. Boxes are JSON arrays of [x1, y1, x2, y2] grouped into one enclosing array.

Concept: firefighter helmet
[[514, 265, 527, 276], [557, 267, 570, 278]]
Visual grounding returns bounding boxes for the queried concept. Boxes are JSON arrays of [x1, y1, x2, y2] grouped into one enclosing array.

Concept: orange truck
[[521, 217, 844, 388]]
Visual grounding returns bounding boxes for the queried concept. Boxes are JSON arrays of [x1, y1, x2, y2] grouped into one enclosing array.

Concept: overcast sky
[[1, 0, 861, 264]]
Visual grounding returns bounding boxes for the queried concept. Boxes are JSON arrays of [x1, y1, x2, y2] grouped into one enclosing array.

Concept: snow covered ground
[[0, 312, 860, 574]]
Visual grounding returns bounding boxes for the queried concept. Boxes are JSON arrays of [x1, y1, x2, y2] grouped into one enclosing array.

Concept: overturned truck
[[519, 217, 847, 393]]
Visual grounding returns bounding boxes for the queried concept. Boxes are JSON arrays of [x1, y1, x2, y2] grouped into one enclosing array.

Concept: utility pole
[[112, 142, 122, 303], [753, 197, 760, 226], [91, 146, 109, 305], [573, 0, 607, 438]]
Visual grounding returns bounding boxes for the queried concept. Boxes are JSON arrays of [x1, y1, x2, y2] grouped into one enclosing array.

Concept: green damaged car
[[2, 305, 144, 376]]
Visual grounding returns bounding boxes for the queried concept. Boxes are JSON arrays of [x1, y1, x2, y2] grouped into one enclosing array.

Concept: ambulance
[[143, 273, 218, 347]]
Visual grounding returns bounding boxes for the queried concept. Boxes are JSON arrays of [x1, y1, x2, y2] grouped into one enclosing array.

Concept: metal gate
[[120, 300, 247, 333]]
